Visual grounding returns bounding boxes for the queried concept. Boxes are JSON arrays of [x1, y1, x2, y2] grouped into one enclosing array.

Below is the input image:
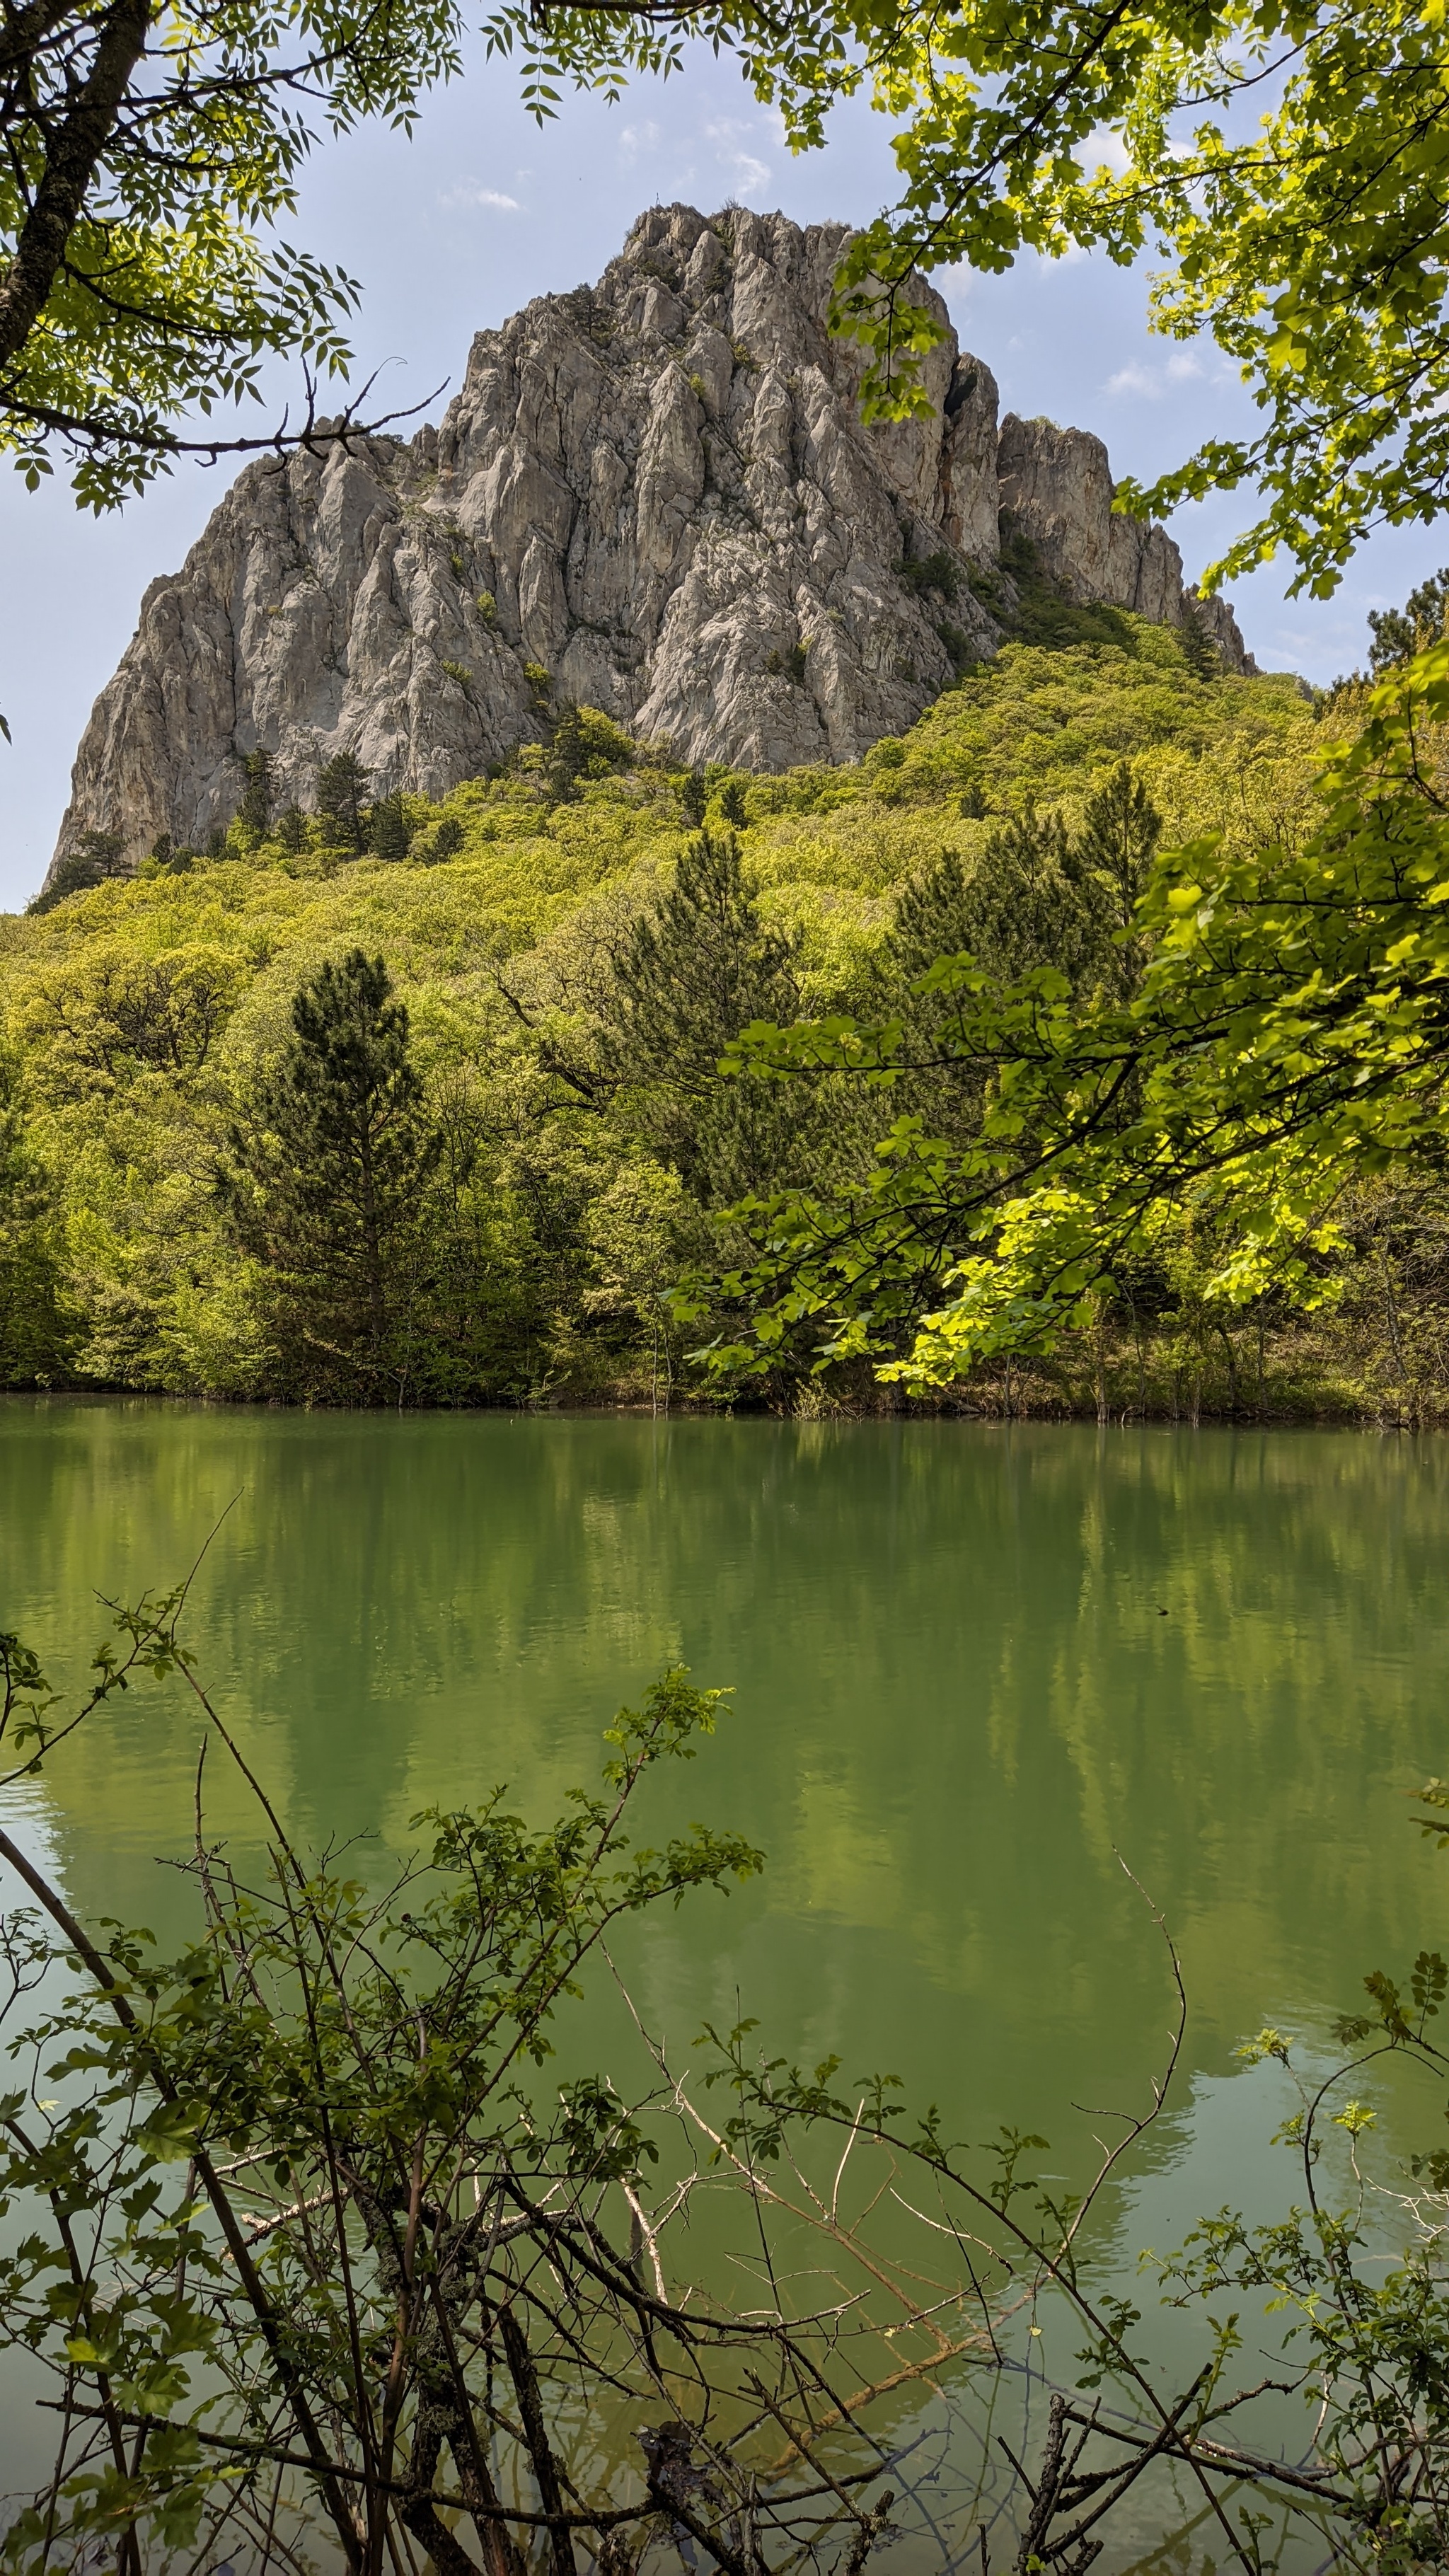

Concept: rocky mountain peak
[[46, 202, 1254, 885]]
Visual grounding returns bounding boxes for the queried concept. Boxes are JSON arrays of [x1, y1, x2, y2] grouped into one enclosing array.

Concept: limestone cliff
[[47, 203, 1254, 882]]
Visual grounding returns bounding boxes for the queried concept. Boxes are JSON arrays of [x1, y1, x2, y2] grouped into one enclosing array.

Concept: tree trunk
[[0, 0, 150, 370]]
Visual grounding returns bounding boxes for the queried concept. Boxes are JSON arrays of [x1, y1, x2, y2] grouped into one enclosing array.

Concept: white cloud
[[1106, 361, 1160, 398], [611, 107, 776, 202], [1106, 349, 1206, 398], [702, 115, 774, 200], [1083, 123, 1132, 176], [618, 120, 662, 166], [440, 182, 521, 212]]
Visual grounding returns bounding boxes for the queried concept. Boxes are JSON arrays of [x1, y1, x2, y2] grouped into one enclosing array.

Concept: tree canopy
[[0, 0, 684, 504], [799, 0, 1449, 598], [12, 620, 1368, 1421], [4, 0, 1447, 600], [707, 637, 1449, 1390], [481, 0, 1449, 601]]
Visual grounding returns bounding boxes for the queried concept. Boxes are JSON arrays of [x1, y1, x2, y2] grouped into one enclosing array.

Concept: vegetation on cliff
[[2, 613, 1439, 1421]]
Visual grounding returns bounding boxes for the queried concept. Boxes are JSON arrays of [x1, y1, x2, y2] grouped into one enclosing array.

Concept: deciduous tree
[[0, 0, 695, 507], [817, 0, 1449, 598], [704, 640, 1449, 1390]]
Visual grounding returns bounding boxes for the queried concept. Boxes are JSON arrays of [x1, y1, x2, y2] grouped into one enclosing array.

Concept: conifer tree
[[896, 808, 1104, 995], [602, 829, 802, 1202], [886, 846, 979, 985], [417, 816, 466, 867], [1368, 571, 1449, 672], [220, 949, 439, 1397], [608, 829, 797, 1090], [679, 769, 708, 826], [29, 827, 125, 914], [1178, 600, 1221, 681], [544, 705, 589, 804], [368, 794, 409, 862], [316, 751, 370, 855], [236, 749, 274, 840], [875, 846, 998, 1132], [75, 827, 126, 878], [1075, 761, 1163, 998], [146, 832, 193, 875]]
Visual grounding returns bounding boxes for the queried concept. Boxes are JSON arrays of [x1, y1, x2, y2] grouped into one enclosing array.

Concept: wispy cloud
[[440, 182, 521, 212], [703, 115, 773, 198], [1106, 350, 1206, 398], [618, 120, 662, 166], [611, 106, 777, 203]]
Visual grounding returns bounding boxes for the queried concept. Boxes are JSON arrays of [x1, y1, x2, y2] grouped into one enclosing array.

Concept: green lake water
[[2, 1398, 1447, 2526]]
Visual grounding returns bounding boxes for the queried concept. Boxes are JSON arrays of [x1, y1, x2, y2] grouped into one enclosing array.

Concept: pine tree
[[220, 949, 439, 1397], [368, 794, 409, 862], [544, 705, 589, 804], [1368, 570, 1449, 672], [29, 828, 127, 914], [1179, 598, 1220, 681], [316, 751, 370, 855], [679, 770, 708, 826], [417, 817, 466, 867], [887, 846, 980, 983], [276, 806, 310, 855], [900, 808, 1102, 991], [609, 830, 798, 1086], [603, 829, 802, 1202], [236, 748, 274, 840], [1075, 761, 1163, 998], [719, 779, 749, 827], [879, 811, 1122, 1142]]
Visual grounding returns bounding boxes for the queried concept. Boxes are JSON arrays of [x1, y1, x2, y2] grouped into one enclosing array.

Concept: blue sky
[[0, 40, 1434, 908]]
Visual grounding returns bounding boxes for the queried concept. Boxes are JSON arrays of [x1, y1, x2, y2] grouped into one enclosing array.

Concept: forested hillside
[[2, 619, 1428, 1420]]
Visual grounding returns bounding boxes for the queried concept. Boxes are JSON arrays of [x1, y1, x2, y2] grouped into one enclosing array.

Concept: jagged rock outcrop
[[47, 204, 1255, 883], [995, 414, 1245, 662]]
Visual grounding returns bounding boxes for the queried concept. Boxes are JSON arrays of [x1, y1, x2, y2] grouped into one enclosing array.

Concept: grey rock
[[47, 204, 1255, 885], [996, 412, 1256, 669]]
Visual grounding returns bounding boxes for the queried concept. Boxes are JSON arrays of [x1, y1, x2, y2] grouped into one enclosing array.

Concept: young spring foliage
[[1, 620, 1334, 1413], [0, 1599, 1002, 2576], [705, 638, 1449, 1391], [0, 0, 701, 503]]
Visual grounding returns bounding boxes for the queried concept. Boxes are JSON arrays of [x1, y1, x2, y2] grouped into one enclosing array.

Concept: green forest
[[3, 608, 1443, 1422]]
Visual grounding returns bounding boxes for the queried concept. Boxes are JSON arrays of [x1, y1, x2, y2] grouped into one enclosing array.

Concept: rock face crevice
[[47, 203, 1255, 882]]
